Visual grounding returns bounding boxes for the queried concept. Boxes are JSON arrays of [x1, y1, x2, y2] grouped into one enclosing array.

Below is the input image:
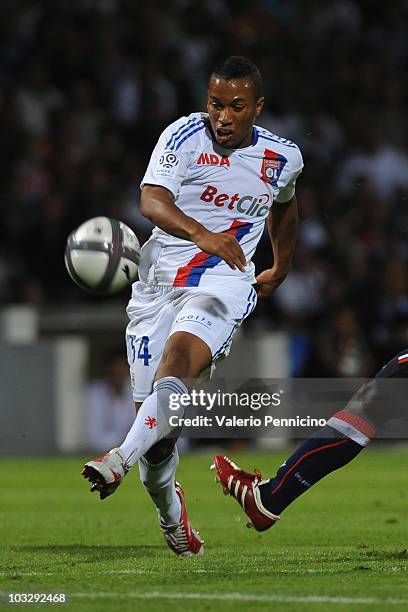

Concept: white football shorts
[[125, 280, 257, 402]]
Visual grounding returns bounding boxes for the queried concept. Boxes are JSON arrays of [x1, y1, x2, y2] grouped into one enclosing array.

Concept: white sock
[[139, 446, 181, 525], [119, 376, 187, 467]]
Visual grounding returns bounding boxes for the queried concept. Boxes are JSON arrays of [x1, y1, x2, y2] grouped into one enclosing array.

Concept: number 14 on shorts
[[129, 335, 152, 366]]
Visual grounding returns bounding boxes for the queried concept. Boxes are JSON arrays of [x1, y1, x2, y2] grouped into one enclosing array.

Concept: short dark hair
[[211, 56, 263, 99]]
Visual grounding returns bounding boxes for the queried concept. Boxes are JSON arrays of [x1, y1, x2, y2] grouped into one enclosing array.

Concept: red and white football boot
[[82, 448, 129, 500], [211, 455, 280, 532], [160, 482, 204, 557]]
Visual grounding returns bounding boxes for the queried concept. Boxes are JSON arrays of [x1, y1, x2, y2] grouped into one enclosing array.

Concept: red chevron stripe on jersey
[[173, 220, 252, 287]]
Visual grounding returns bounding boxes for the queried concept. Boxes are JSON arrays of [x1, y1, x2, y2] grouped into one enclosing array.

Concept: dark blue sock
[[259, 425, 364, 516]]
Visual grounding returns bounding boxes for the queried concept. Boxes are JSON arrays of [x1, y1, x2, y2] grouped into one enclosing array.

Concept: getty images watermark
[[154, 378, 408, 439], [167, 388, 327, 432], [169, 389, 282, 411]]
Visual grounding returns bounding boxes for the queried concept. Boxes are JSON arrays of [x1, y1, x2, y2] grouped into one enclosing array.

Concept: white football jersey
[[139, 112, 303, 287]]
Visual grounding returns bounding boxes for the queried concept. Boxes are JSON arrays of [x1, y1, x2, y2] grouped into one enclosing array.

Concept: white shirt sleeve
[[141, 118, 196, 199], [274, 146, 304, 203]]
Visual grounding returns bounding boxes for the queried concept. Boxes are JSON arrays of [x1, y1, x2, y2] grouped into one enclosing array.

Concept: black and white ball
[[65, 217, 140, 294]]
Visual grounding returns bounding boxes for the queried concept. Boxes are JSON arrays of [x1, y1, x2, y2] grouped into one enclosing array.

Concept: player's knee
[[144, 438, 176, 464], [344, 380, 374, 415], [160, 346, 190, 378], [343, 379, 381, 425]]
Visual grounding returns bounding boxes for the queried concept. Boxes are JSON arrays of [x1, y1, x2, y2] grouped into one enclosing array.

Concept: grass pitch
[[1, 447, 408, 611]]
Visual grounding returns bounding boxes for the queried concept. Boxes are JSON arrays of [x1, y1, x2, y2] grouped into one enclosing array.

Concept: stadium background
[[1, 0, 408, 454], [1, 3, 408, 610]]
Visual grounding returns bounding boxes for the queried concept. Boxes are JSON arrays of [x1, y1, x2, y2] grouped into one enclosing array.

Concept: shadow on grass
[[8, 545, 163, 561], [363, 549, 408, 561]]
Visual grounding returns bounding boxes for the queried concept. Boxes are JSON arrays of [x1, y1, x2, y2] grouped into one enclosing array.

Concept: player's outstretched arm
[[255, 195, 299, 299], [141, 184, 246, 271]]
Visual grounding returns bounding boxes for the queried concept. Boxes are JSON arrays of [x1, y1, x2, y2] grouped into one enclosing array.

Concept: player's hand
[[254, 268, 287, 299], [194, 228, 246, 272]]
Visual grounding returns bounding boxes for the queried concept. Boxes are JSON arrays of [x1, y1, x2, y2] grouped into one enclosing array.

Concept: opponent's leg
[[213, 349, 408, 531], [257, 411, 373, 517], [212, 412, 373, 531]]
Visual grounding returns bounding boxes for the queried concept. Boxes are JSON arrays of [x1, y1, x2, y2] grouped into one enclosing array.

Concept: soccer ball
[[65, 217, 140, 294]]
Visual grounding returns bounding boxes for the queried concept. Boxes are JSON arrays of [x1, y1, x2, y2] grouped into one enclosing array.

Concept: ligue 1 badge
[[260, 148, 287, 186]]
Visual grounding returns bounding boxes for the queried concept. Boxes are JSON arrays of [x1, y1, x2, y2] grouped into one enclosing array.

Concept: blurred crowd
[[2, 0, 408, 374]]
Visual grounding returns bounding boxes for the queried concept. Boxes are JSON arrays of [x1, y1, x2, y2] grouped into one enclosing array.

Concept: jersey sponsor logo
[[260, 148, 287, 186], [155, 151, 180, 178], [200, 185, 270, 217], [197, 152, 230, 167]]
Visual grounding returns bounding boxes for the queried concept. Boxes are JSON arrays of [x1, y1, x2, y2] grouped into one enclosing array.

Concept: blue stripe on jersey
[[183, 255, 221, 287], [232, 221, 254, 243], [252, 127, 259, 146], [212, 287, 257, 361], [183, 221, 252, 286], [166, 117, 198, 149], [242, 287, 257, 318], [154, 381, 186, 396], [173, 122, 205, 151], [212, 321, 240, 361], [257, 132, 297, 148]]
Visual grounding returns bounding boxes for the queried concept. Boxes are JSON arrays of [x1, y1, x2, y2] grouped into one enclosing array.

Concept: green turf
[[0, 448, 408, 611]]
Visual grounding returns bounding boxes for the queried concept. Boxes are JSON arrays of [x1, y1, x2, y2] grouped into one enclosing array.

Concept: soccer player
[[213, 350, 408, 531], [82, 56, 303, 556]]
